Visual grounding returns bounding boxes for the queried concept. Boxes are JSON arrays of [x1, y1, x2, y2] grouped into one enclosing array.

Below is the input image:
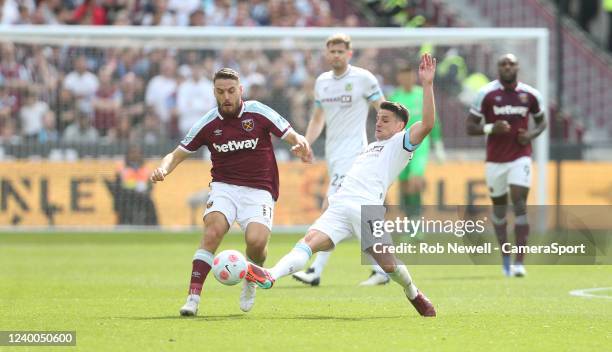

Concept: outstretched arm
[[150, 147, 190, 183], [409, 53, 436, 146], [283, 129, 313, 163]]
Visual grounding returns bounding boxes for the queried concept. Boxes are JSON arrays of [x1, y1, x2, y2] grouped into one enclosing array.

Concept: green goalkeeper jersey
[[389, 85, 442, 179], [388, 85, 442, 145]]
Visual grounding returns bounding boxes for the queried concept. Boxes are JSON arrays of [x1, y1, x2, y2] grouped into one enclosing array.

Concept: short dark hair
[[213, 68, 240, 83], [398, 63, 414, 73], [380, 101, 409, 124]]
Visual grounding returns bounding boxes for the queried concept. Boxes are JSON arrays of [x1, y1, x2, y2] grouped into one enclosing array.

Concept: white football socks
[[269, 243, 313, 280], [388, 265, 418, 299], [310, 250, 331, 275]]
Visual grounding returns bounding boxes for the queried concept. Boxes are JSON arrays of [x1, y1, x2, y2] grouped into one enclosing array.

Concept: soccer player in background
[[466, 54, 547, 277], [150, 68, 312, 316], [292, 33, 388, 287], [246, 54, 438, 317]]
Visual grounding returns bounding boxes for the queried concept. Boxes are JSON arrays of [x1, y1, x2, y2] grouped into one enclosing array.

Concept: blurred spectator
[[0, 43, 30, 90], [107, 111, 134, 142], [63, 55, 100, 109], [37, 111, 59, 143], [188, 8, 205, 26], [263, 74, 291, 120], [19, 88, 50, 140], [28, 47, 60, 93], [459, 71, 490, 106], [0, 84, 18, 120], [437, 48, 468, 96], [234, 0, 256, 26], [145, 57, 177, 131], [62, 110, 100, 144], [205, 0, 236, 26], [71, 0, 108, 25], [1, 0, 28, 25], [288, 77, 314, 133], [107, 144, 158, 225], [250, 0, 269, 25], [0, 117, 21, 144], [245, 73, 268, 101], [92, 68, 121, 136], [177, 64, 215, 135], [112, 9, 131, 25], [119, 72, 145, 126], [141, 0, 178, 26], [141, 109, 165, 144], [15, 4, 32, 24], [168, 0, 200, 26]]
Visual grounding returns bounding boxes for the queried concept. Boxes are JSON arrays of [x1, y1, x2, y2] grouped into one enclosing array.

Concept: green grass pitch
[[1, 232, 610, 351]]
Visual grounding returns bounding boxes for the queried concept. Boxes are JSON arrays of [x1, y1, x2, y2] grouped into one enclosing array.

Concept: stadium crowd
[[0, 0, 387, 148], [0, 0, 474, 154], [0, 0, 355, 27]]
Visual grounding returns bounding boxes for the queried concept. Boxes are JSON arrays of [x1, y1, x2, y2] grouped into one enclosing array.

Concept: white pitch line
[[569, 287, 612, 300]]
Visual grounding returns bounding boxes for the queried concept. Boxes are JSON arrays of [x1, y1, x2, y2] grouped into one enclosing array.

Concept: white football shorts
[[204, 182, 274, 231], [309, 197, 392, 251], [326, 156, 357, 198], [485, 156, 532, 198]]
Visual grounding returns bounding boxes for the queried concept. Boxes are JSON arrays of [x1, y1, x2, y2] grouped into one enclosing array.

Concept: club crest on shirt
[[519, 93, 529, 104], [206, 201, 214, 209], [242, 119, 254, 131], [345, 83, 353, 92]]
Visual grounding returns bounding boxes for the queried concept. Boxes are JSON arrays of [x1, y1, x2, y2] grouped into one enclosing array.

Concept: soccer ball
[[212, 250, 248, 286]]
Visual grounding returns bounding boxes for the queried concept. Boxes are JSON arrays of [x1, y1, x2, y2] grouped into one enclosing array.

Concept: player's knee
[[245, 235, 268, 254], [513, 200, 527, 216], [302, 230, 333, 252], [204, 225, 226, 242]]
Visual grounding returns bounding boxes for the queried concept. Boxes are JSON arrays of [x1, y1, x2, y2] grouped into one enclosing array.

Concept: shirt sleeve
[[529, 89, 545, 117], [469, 88, 487, 118], [179, 110, 215, 152], [314, 77, 322, 108], [362, 70, 383, 102], [255, 101, 292, 138], [402, 127, 420, 152]]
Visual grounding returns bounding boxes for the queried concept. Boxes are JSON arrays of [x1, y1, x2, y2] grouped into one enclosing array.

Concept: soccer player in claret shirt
[[466, 54, 547, 277], [246, 54, 438, 317], [150, 68, 312, 317]]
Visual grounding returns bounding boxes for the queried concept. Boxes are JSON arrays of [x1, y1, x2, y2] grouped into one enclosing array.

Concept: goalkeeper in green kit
[[393, 63, 445, 215]]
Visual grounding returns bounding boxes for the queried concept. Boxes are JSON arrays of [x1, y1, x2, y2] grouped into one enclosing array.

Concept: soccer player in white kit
[[246, 54, 438, 317], [292, 33, 389, 287]]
